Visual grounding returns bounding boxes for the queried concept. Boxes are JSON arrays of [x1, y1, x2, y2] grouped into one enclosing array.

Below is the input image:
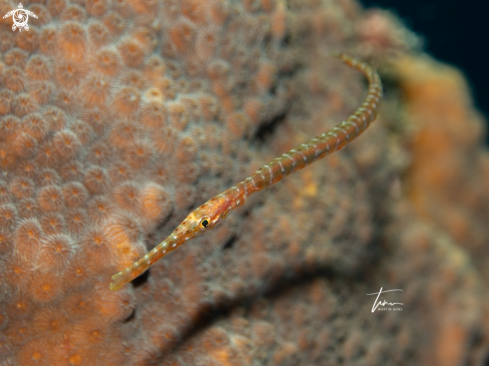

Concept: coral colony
[[1, 0, 485, 364]]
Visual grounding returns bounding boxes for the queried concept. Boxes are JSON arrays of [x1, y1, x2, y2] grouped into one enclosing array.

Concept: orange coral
[[0, 0, 487, 364], [395, 55, 489, 286], [58, 21, 87, 60], [25, 55, 51, 80]]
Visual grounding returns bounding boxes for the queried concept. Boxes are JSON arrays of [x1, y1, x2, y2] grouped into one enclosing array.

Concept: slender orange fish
[[110, 54, 383, 290]]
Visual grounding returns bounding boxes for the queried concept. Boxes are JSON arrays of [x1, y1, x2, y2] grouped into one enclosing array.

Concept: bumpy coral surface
[[395, 55, 489, 281], [0, 0, 487, 365]]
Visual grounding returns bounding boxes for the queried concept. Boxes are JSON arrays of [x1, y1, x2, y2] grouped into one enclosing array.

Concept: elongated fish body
[[110, 54, 383, 290]]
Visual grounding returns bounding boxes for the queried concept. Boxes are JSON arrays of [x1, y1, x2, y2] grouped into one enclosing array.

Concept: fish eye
[[199, 217, 210, 229]]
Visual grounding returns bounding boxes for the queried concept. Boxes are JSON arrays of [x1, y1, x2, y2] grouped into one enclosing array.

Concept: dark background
[[360, 0, 489, 143]]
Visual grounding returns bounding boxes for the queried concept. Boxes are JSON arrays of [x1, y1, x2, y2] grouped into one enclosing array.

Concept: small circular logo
[[3, 3, 38, 32]]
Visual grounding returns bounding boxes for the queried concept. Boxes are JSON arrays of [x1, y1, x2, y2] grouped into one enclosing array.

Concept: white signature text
[[366, 287, 403, 313]]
